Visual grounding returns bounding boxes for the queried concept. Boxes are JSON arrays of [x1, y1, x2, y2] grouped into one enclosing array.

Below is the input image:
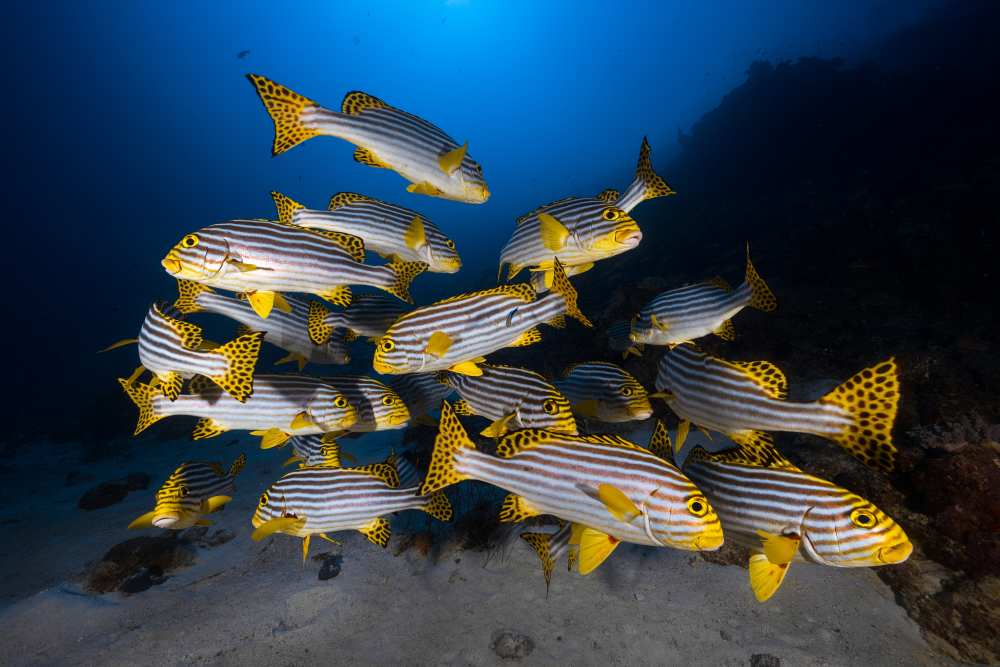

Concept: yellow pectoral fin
[[127, 511, 157, 530], [290, 411, 316, 431], [480, 413, 516, 438], [283, 455, 304, 467], [251, 516, 305, 542], [538, 212, 570, 252], [449, 360, 483, 376], [597, 483, 641, 523], [404, 216, 426, 251], [756, 530, 800, 565], [246, 291, 276, 319], [202, 496, 232, 513], [252, 428, 291, 449], [272, 293, 292, 313], [424, 331, 453, 358], [99, 338, 139, 353], [228, 259, 264, 272], [675, 420, 691, 455], [749, 554, 791, 602], [650, 314, 669, 331], [577, 528, 621, 576], [407, 182, 443, 196], [438, 142, 468, 175]]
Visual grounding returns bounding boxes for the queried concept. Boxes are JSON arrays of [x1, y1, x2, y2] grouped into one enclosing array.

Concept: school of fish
[[105, 73, 910, 603]]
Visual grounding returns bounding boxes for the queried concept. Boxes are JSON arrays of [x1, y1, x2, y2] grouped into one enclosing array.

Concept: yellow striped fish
[[117, 374, 357, 449], [173, 280, 350, 370], [128, 454, 246, 530], [654, 344, 900, 471], [247, 75, 489, 204], [161, 219, 427, 318], [556, 361, 652, 423], [283, 434, 345, 468], [306, 294, 411, 347], [272, 191, 461, 273], [648, 421, 911, 601], [631, 245, 776, 346], [499, 137, 674, 291], [387, 373, 454, 421], [372, 259, 590, 377], [322, 375, 410, 433], [421, 402, 723, 574], [439, 363, 577, 436], [105, 303, 265, 402], [251, 451, 453, 563]]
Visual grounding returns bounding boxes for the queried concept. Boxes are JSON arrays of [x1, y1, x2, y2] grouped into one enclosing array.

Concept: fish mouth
[[694, 529, 724, 551], [152, 515, 180, 529], [434, 258, 463, 274], [161, 257, 182, 275], [612, 227, 642, 247], [628, 405, 653, 420], [877, 541, 913, 564], [372, 358, 403, 375]]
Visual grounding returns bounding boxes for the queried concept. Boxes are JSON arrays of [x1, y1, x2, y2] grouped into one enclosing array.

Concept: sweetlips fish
[[420, 401, 724, 575], [272, 191, 461, 273], [372, 258, 590, 377], [321, 375, 410, 433], [247, 74, 489, 204], [160, 219, 426, 318], [283, 434, 348, 468], [653, 344, 901, 471], [128, 454, 246, 530], [555, 361, 652, 423], [499, 137, 674, 292], [306, 294, 411, 346]]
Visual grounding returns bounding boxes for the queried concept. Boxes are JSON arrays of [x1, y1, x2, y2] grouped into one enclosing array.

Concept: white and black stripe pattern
[[556, 361, 652, 423], [324, 294, 411, 339], [138, 303, 227, 382], [441, 364, 577, 434], [321, 375, 410, 432], [387, 373, 453, 418], [632, 282, 751, 346], [148, 460, 240, 529], [655, 345, 852, 439]]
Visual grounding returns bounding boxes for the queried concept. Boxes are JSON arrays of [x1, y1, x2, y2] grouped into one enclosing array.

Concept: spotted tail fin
[[118, 378, 165, 436], [745, 244, 777, 312], [209, 331, 266, 403], [420, 401, 475, 495], [617, 136, 676, 212], [549, 259, 592, 328], [271, 191, 305, 224], [174, 280, 213, 314], [819, 358, 899, 472], [382, 260, 428, 304], [229, 453, 247, 478], [246, 74, 321, 156]]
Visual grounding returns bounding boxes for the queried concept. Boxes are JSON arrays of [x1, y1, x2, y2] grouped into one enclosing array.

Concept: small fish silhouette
[[237, 50, 250, 60]]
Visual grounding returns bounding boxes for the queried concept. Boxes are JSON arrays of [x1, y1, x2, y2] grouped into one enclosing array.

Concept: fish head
[[371, 387, 412, 429], [628, 312, 657, 344], [372, 332, 415, 374], [453, 158, 490, 204], [801, 496, 912, 567], [162, 229, 228, 280], [616, 379, 653, 421], [521, 392, 578, 434], [585, 206, 642, 255], [426, 236, 463, 273], [654, 484, 724, 551], [150, 470, 199, 528], [251, 486, 294, 530], [309, 388, 359, 431]]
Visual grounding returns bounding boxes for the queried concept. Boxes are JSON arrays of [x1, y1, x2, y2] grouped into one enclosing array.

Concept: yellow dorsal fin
[[228, 453, 247, 477], [434, 283, 537, 305], [596, 188, 620, 203], [341, 90, 390, 115], [495, 429, 549, 458], [748, 554, 791, 602], [270, 191, 304, 224], [438, 142, 467, 175], [353, 146, 390, 169], [302, 227, 366, 263], [577, 528, 621, 575], [359, 516, 391, 547], [480, 412, 516, 438], [251, 516, 306, 541], [424, 331, 453, 358], [597, 484, 641, 523], [451, 399, 475, 416], [353, 454, 400, 488], [727, 360, 788, 400], [404, 216, 426, 251], [498, 493, 541, 523], [756, 530, 800, 565], [156, 371, 183, 402], [318, 285, 353, 308], [574, 433, 647, 452], [538, 212, 570, 252], [153, 303, 204, 349], [509, 327, 541, 347], [691, 432, 799, 471], [647, 420, 673, 460], [246, 291, 276, 319], [192, 418, 225, 440], [328, 192, 374, 210]]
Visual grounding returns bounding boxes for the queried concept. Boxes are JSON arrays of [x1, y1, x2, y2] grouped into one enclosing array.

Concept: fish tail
[[520, 531, 557, 593], [745, 243, 777, 312], [173, 279, 212, 314], [117, 378, 165, 436], [420, 490, 454, 522], [634, 136, 675, 203], [246, 74, 322, 156], [382, 261, 428, 304], [550, 259, 592, 327], [420, 401, 474, 495], [819, 358, 900, 471], [271, 191, 305, 224], [307, 301, 334, 345], [229, 453, 247, 477], [210, 331, 266, 402]]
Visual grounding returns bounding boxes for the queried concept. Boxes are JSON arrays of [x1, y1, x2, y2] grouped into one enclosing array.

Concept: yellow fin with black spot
[[577, 528, 620, 575], [353, 453, 400, 488], [353, 146, 390, 168], [174, 279, 213, 314], [318, 285, 352, 308], [495, 430, 544, 458], [728, 360, 788, 400], [596, 188, 620, 203], [359, 516, 391, 548], [549, 258, 591, 327], [538, 212, 570, 252], [420, 491, 453, 522], [745, 243, 777, 312], [547, 314, 566, 329], [208, 331, 266, 402], [245, 74, 320, 156], [749, 553, 791, 602], [498, 493, 540, 523], [153, 303, 204, 350], [117, 379, 165, 436], [404, 216, 426, 251], [714, 319, 736, 341], [647, 420, 673, 460], [271, 191, 304, 224], [705, 276, 732, 292], [425, 331, 453, 358], [307, 301, 333, 345], [341, 90, 390, 115], [691, 431, 797, 471], [438, 142, 467, 175], [328, 192, 373, 210], [633, 136, 675, 203], [509, 327, 541, 347], [382, 261, 428, 304], [305, 227, 366, 262], [192, 418, 225, 440], [520, 531, 557, 593], [420, 401, 475, 494], [819, 358, 899, 472], [157, 371, 184, 402], [451, 399, 475, 416]]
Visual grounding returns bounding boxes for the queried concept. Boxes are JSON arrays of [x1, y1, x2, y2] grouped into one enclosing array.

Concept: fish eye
[[381, 395, 396, 406], [687, 496, 709, 517], [180, 234, 200, 248], [621, 386, 634, 397], [850, 508, 877, 528], [445, 239, 456, 250], [334, 396, 348, 409], [602, 208, 621, 221], [258, 492, 269, 507], [380, 338, 395, 353], [179, 486, 189, 497], [542, 399, 558, 415]]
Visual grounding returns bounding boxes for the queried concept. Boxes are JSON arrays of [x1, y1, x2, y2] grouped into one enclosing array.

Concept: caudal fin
[[382, 260, 428, 304], [617, 136, 676, 212], [420, 491, 454, 522], [307, 301, 334, 345], [174, 279, 213, 314], [246, 74, 321, 156], [745, 244, 777, 312], [420, 401, 475, 495], [229, 453, 247, 478], [118, 378, 165, 436], [271, 191, 305, 224], [549, 258, 592, 328], [209, 331, 266, 402], [819, 358, 900, 471]]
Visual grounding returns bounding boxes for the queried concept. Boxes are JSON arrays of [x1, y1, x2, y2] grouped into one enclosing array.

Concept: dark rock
[[318, 554, 343, 581], [77, 473, 151, 510], [750, 654, 780, 667], [490, 631, 534, 661], [118, 566, 167, 595], [85, 535, 195, 594]]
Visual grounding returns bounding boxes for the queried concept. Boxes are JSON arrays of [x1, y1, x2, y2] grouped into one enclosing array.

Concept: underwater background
[[4, 1, 999, 664]]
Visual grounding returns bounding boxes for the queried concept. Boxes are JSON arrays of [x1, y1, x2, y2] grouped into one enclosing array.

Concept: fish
[[105, 303, 265, 403], [605, 320, 644, 359], [653, 344, 900, 471], [247, 74, 489, 204], [647, 421, 911, 602], [306, 294, 411, 346], [160, 219, 427, 318], [555, 361, 652, 423], [117, 374, 357, 449], [630, 245, 776, 346], [283, 434, 347, 468], [372, 258, 591, 377], [498, 137, 674, 291], [439, 363, 577, 437], [420, 401, 723, 575], [387, 373, 454, 422], [128, 454, 246, 530], [272, 191, 462, 273], [173, 280, 350, 371], [321, 375, 410, 433], [251, 451, 453, 562], [519, 522, 573, 593]]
